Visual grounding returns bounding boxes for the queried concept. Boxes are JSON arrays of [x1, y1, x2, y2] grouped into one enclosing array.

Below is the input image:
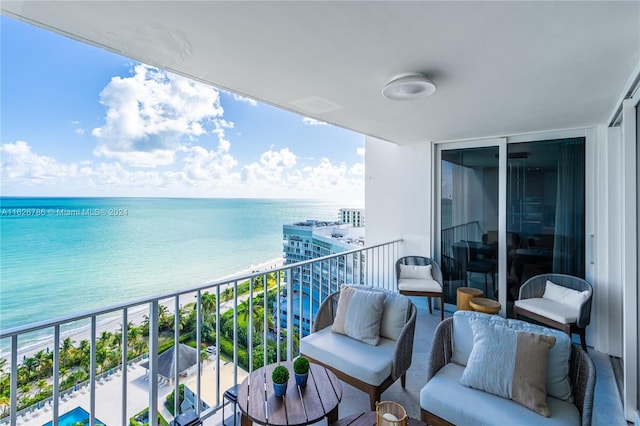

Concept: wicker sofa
[[300, 286, 417, 411], [421, 312, 595, 426]]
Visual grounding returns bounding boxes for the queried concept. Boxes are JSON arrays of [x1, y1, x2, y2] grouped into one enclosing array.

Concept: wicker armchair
[[301, 288, 417, 411], [396, 256, 445, 321], [423, 317, 596, 426], [514, 273, 593, 351]]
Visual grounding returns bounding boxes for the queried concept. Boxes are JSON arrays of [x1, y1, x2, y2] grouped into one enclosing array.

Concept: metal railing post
[[148, 301, 159, 426], [121, 309, 128, 426], [90, 316, 97, 426], [53, 325, 60, 426], [10, 336, 17, 426], [174, 297, 180, 417], [286, 269, 293, 361]]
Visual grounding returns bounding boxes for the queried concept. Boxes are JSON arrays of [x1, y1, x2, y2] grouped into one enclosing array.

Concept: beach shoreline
[[1, 257, 284, 363]]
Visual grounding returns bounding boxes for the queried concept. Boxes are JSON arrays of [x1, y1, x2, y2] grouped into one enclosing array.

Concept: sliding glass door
[[438, 137, 585, 315], [440, 146, 499, 304], [507, 138, 585, 294]]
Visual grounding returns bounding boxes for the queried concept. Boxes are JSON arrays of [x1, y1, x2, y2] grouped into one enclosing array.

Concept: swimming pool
[[42, 406, 106, 426]]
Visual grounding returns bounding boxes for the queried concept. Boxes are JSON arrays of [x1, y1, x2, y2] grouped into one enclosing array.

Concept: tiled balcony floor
[[206, 302, 627, 425]]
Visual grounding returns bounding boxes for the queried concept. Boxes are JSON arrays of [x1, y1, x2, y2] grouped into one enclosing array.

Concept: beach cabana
[[140, 344, 198, 385]]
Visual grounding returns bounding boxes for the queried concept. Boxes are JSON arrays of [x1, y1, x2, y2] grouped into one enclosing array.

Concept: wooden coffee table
[[334, 411, 426, 426], [238, 361, 342, 426]]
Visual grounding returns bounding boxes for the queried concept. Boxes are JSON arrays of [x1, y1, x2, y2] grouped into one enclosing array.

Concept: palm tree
[[241, 298, 274, 342], [112, 331, 122, 349], [17, 365, 30, 386], [34, 350, 51, 379], [178, 307, 190, 332], [77, 340, 90, 368], [60, 337, 73, 368], [201, 292, 216, 319], [99, 330, 113, 346], [22, 356, 37, 382], [158, 305, 171, 331]]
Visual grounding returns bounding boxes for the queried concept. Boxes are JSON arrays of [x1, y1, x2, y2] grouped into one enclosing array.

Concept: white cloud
[[232, 93, 258, 106], [91, 64, 228, 167], [349, 163, 365, 176], [241, 148, 297, 185], [0, 141, 78, 184], [1, 140, 364, 202], [75, 128, 85, 136], [357, 147, 365, 156], [302, 117, 328, 126], [182, 143, 238, 184]]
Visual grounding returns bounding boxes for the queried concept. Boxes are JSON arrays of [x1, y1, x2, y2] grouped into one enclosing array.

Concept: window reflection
[[506, 138, 585, 309], [441, 147, 499, 304]]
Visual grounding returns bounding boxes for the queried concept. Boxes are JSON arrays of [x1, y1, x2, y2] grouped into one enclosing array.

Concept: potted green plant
[[293, 356, 310, 387], [271, 365, 289, 397]]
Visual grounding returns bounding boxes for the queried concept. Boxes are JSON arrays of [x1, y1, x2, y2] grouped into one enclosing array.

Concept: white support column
[[622, 97, 638, 421]]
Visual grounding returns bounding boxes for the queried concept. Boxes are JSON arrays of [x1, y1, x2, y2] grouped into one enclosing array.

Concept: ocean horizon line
[[0, 195, 364, 206]]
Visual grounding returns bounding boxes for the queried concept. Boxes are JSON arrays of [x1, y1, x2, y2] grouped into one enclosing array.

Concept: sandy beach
[[3, 257, 284, 363]]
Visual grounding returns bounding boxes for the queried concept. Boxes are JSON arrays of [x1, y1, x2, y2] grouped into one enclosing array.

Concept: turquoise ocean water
[[0, 197, 346, 350]]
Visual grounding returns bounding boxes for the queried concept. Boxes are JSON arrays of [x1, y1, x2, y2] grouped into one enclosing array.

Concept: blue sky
[[1, 16, 365, 202]]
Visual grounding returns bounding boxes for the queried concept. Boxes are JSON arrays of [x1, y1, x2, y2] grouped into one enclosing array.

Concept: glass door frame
[[434, 138, 508, 314]]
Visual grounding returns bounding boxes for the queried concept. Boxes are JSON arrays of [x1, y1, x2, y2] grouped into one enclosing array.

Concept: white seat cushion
[[300, 326, 395, 386], [421, 363, 580, 426], [398, 278, 441, 293], [515, 298, 579, 324]]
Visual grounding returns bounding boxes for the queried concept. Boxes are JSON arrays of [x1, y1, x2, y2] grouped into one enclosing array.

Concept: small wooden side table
[[456, 287, 483, 311], [238, 361, 342, 426], [469, 297, 501, 314]]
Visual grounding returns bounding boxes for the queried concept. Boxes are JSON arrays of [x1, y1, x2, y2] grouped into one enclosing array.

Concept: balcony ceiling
[[2, 1, 638, 144]]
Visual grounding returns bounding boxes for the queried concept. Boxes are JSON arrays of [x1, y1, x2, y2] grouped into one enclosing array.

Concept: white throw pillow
[[331, 284, 386, 345], [543, 280, 589, 306], [399, 263, 433, 280]]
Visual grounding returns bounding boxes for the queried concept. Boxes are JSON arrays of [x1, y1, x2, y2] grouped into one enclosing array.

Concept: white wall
[[364, 136, 432, 257]]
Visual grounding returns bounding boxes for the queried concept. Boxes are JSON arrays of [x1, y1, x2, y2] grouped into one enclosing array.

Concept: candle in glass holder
[[380, 412, 398, 426]]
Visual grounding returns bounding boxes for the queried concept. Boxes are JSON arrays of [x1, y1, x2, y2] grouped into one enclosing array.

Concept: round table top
[[456, 287, 484, 296], [469, 297, 501, 314], [237, 361, 342, 426], [457, 287, 484, 296]]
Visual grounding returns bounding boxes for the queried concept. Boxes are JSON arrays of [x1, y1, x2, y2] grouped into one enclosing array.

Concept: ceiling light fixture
[[382, 73, 437, 101]]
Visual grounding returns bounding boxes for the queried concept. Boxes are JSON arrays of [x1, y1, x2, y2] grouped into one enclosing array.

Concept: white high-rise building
[[339, 208, 365, 227], [280, 220, 365, 335]]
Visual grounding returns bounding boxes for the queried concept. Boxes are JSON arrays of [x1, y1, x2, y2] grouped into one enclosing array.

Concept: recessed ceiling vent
[[290, 96, 343, 114]]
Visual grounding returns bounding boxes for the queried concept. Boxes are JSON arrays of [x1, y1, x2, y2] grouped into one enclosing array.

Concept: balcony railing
[[0, 239, 401, 426]]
